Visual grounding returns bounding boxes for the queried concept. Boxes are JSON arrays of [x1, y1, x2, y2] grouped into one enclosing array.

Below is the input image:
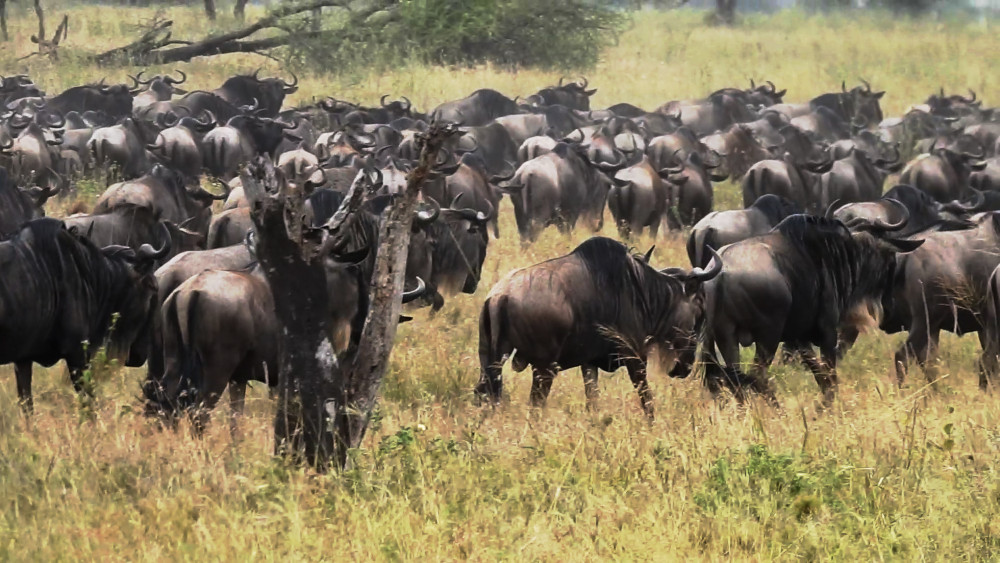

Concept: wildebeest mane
[[751, 194, 802, 225]]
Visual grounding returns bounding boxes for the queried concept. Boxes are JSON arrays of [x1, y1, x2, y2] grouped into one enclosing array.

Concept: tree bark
[[242, 124, 457, 471], [204, 0, 216, 21]]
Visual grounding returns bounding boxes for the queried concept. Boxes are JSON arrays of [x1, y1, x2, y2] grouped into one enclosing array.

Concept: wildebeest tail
[[165, 288, 203, 412], [207, 214, 230, 249], [476, 295, 507, 400]]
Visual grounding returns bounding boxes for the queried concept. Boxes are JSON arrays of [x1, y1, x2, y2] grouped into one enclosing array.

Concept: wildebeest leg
[[649, 216, 661, 239], [228, 381, 247, 438], [837, 326, 860, 359], [799, 347, 838, 407], [581, 365, 599, 409], [625, 359, 655, 420], [15, 361, 33, 413], [529, 367, 556, 408], [427, 285, 446, 313], [894, 325, 938, 387], [978, 330, 999, 391], [748, 343, 779, 406]]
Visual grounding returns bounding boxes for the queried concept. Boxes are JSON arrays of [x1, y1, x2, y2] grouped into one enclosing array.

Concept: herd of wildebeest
[[1, 69, 1000, 427]]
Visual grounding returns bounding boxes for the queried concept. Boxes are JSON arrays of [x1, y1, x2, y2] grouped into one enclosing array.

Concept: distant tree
[[714, 0, 736, 24], [203, 0, 215, 20]]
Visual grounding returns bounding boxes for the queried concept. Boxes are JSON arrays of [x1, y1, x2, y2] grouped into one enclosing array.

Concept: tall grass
[[2, 5, 1000, 560]]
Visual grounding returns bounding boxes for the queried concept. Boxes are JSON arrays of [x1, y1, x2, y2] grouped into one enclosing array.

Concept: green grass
[[1, 4, 1000, 561]]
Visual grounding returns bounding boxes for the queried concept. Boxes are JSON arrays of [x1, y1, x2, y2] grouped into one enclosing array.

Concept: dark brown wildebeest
[[429, 88, 520, 126], [699, 214, 922, 406], [687, 194, 802, 268], [476, 236, 722, 418], [898, 141, 987, 202], [502, 142, 617, 242], [0, 218, 168, 411]]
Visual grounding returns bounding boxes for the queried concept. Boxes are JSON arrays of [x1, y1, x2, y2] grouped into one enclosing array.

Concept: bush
[[288, 0, 626, 74]]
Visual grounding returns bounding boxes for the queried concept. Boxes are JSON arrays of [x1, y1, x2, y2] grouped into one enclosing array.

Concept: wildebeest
[[212, 70, 298, 118], [899, 142, 987, 202], [0, 166, 55, 238], [87, 117, 153, 179], [0, 218, 168, 411], [832, 184, 972, 238], [143, 250, 425, 427], [524, 77, 596, 111], [687, 194, 802, 268], [93, 164, 227, 237], [813, 147, 902, 210], [979, 264, 1000, 390], [64, 206, 203, 262], [699, 214, 922, 405], [429, 89, 519, 126], [46, 81, 135, 121], [881, 212, 1000, 387], [503, 142, 615, 242], [608, 153, 669, 238], [476, 237, 721, 418], [740, 152, 834, 211]]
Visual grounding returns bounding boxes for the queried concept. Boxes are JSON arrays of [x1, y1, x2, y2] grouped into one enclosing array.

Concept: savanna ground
[[2, 4, 1000, 560]]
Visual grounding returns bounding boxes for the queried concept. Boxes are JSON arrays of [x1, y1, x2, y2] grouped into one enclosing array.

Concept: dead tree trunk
[[243, 123, 458, 470], [92, 0, 389, 66], [204, 0, 216, 21]]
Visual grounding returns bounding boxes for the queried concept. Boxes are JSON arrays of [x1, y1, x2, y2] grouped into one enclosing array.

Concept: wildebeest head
[[644, 246, 724, 378], [94, 223, 172, 366], [747, 79, 786, 106], [526, 77, 597, 111]]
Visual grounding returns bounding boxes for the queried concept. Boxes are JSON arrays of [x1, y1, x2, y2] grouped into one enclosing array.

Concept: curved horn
[[380, 94, 390, 107], [859, 78, 871, 93], [165, 69, 187, 85], [558, 76, 566, 87], [414, 196, 440, 226], [252, 67, 262, 81], [44, 111, 65, 129], [945, 188, 987, 213], [824, 198, 841, 219], [135, 223, 172, 263], [964, 88, 977, 103], [579, 76, 588, 89], [281, 71, 298, 92], [668, 247, 722, 282], [849, 198, 909, 232], [766, 80, 776, 94], [401, 277, 426, 304], [401, 96, 411, 111]]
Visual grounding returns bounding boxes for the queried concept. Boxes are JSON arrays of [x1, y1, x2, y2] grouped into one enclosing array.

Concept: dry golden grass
[[1, 5, 1000, 561]]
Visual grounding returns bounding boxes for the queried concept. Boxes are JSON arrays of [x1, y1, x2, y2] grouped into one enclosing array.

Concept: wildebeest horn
[[667, 247, 722, 282], [252, 67, 262, 81], [277, 117, 298, 130], [0, 137, 12, 151], [962, 146, 986, 161], [579, 76, 588, 89], [402, 277, 426, 304], [963, 88, 977, 103], [849, 199, 909, 232], [824, 199, 841, 219], [380, 94, 390, 107], [766, 80, 776, 93], [401, 96, 411, 111], [165, 69, 187, 85], [642, 245, 655, 263], [9, 113, 31, 130], [943, 188, 987, 213], [134, 223, 172, 263], [44, 111, 65, 129], [594, 149, 627, 172], [414, 196, 440, 226], [558, 76, 566, 87], [195, 109, 216, 128], [859, 78, 871, 93], [841, 80, 847, 93], [281, 71, 298, 93], [749, 78, 756, 89], [490, 161, 517, 184]]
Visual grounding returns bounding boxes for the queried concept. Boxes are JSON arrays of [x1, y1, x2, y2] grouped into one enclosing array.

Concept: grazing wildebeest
[[212, 70, 298, 118], [687, 194, 802, 268], [524, 77, 597, 111], [475, 237, 722, 418], [64, 206, 203, 262], [699, 214, 922, 406], [0, 218, 168, 411]]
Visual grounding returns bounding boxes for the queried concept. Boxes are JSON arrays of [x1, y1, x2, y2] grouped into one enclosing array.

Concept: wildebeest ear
[[883, 238, 923, 253], [873, 91, 886, 99], [584, 89, 597, 96]]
